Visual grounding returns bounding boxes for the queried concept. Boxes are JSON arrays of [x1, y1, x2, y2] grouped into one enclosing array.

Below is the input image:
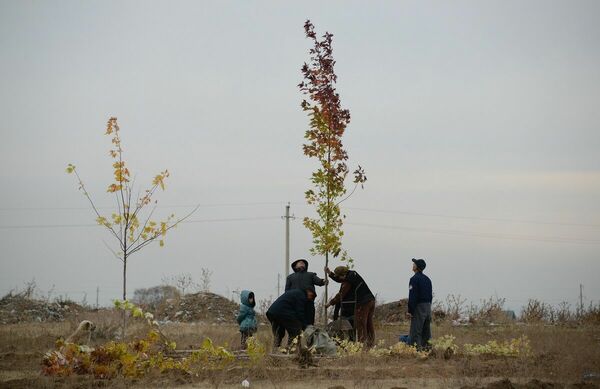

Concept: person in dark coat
[[266, 287, 316, 350], [285, 259, 327, 325], [407, 258, 433, 351], [325, 266, 376, 348], [332, 280, 356, 341]]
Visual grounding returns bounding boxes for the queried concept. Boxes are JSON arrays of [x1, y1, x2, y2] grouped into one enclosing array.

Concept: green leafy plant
[[429, 334, 459, 359], [334, 337, 364, 355], [298, 20, 367, 314], [365, 341, 429, 359], [187, 338, 235, 369], [43, 301, 235, 379], [42, 327, 179, 378], [246, 336, 266, 365], [463, 335, 532, 357]]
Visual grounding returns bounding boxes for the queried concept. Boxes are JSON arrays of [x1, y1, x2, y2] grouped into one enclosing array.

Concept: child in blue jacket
[[237, 290, 258, 349]]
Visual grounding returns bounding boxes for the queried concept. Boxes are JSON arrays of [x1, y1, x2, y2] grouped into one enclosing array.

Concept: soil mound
[[0, 293, 85, 324], [461, 379, 599, 389], [374, 299, 446, 323], [154, 292, 240, 323], [374, 299, 408, 323]]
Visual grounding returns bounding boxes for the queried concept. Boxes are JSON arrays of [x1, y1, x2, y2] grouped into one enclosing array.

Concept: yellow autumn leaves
[[92, 212, 172, 246], [107, 161, 130, 193], [66, 117, 178, 257], [152, 170, 169, 191], [105, 117, 118, 135]]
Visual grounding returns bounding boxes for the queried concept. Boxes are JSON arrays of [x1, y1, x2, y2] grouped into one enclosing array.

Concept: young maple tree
[[298, 20, 366, 317], [66, 117, 197, 302]]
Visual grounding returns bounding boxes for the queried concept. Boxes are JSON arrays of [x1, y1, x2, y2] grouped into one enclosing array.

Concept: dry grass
[[1, 320, 599, 388]]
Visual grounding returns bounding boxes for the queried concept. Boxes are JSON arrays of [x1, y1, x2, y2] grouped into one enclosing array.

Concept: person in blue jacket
[[407, 258, 433, 350], [237, 290, 258, 349], [266, 287, 316, 350]]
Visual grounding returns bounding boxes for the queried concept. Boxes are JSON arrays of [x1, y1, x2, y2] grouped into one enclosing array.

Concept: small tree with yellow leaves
[[66, 117, 197, 304]]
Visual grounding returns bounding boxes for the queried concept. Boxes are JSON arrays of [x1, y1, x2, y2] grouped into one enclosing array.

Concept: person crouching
[[266, 287, 316, 351]]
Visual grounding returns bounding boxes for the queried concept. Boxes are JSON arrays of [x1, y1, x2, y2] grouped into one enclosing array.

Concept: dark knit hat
[[333, 266, 349, 277], [412, 258, 426, 271]]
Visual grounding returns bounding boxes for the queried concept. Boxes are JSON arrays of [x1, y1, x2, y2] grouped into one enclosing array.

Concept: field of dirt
[[1, 316, 599, 389]]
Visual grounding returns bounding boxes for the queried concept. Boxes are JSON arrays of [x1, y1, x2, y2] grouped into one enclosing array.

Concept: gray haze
[[1, 1, 599, 312]]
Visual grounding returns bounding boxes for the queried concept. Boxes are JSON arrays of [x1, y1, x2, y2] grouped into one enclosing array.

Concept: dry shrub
[[554, 301, 575, 324], [468, 296, 507, 324], [521, 299, 552, 323], [257, 296, 273, 316], [580, 302, 600, 325], [444, 294, 467, 321]]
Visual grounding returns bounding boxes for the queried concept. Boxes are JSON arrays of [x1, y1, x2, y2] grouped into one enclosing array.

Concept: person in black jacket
[[325, 266, 376, 348], [266, 287, 316, 350], [407, 258, 433, 350], [285, 259, 327, 325]]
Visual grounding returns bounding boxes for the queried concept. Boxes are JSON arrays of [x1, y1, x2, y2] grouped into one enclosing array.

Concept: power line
[[183, 216, 280, 224], [345, 221, 600, 245], [0, 223, 98, 230], [0, 201, 285, 212], [0, 216, 281, 230], [346, 207, 600, 229], [2, 201, 597, 229]]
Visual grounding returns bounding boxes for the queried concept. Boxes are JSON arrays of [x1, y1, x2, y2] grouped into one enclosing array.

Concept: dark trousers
[[266, 312, 302, 349], [409, 302, 432, 350], [307, 301, 315, 325], [355, 299, 375, 348], [240, 329, 255, 349]]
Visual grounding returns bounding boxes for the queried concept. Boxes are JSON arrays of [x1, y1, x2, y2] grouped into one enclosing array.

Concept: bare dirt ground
[[1, 319, 599, 389]]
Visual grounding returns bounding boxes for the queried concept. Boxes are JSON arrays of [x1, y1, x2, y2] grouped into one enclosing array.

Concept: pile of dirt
[[374, 299, 408, 323], [374, 299, 447, 323], [154, 292, 240, 323], [461, 378, 599, 389], [0, 293, 86, 324]]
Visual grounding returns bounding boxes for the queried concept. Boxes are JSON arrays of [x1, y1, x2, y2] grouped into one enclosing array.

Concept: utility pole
[[277, 273, 281, 296], [579, 284, 584, 314], [282, 202, 295, 278], [95, 286, 99, 310]]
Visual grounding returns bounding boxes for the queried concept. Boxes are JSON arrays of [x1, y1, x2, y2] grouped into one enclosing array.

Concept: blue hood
[[240, 290, 255, 307]]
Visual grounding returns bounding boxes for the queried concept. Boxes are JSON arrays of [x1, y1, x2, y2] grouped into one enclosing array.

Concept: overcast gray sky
[[1, 0, 599, 311]]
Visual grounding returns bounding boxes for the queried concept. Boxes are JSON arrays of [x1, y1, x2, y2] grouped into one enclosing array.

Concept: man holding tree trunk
[[325, 266, 375, 348]]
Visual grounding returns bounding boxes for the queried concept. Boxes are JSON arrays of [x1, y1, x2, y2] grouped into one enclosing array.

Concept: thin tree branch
[[335, 181, 359, 207], [129, 204, 157, 247], [128, 204, 200, 256], [131, 182, 160, 221], [102, 240, 123, 263], [73, 169, 122, 244], [115, 192, 124, 248]]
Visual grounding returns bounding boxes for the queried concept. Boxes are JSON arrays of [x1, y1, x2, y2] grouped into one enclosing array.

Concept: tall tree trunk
[[121, 255, 127, 339], [122, 257, 127, 301], [323, 251, 329, 325]]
